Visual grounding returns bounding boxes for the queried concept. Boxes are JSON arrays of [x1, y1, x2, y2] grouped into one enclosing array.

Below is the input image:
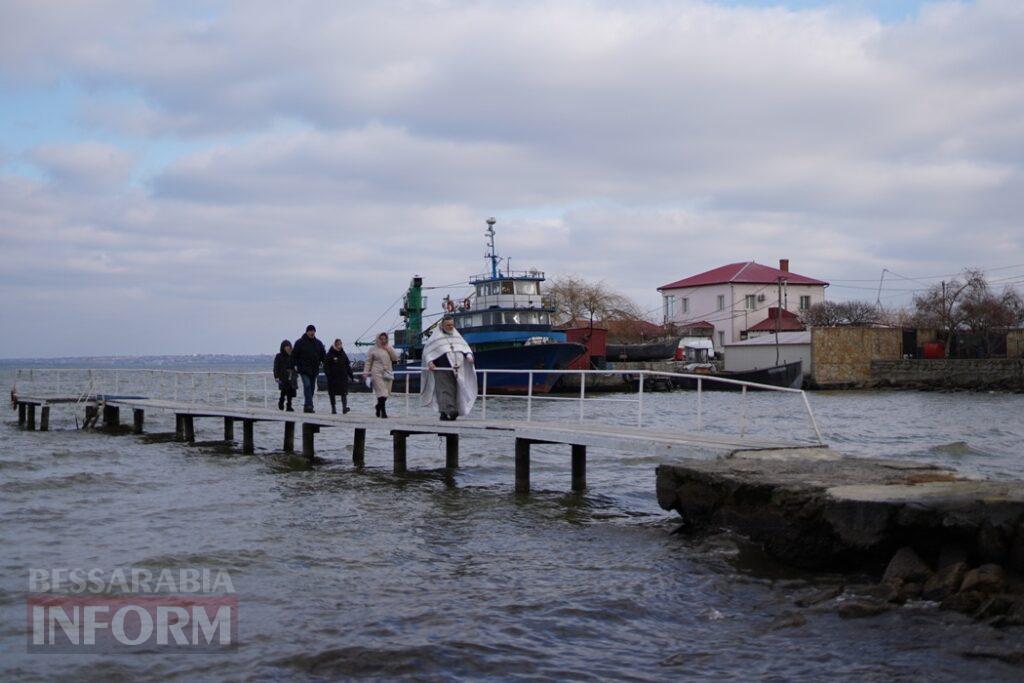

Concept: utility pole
[[775, 277, 783, 365]]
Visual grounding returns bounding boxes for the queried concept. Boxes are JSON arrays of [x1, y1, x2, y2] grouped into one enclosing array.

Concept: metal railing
[[11, 367, 823, 444]]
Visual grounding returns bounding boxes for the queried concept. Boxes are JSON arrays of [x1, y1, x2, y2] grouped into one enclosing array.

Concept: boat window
[[540, 312, 550, 325], [508, 312, 521, 324], [501, 281, 514, 295], [476, 284, 485, 297], [515, 281, 539, 295]]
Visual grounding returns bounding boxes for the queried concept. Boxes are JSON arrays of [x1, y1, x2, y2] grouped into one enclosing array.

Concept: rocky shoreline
[[656, 448, 1024, 626]]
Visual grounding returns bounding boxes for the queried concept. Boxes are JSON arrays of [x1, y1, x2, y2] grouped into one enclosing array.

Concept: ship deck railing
[[10, 366, 823, 445]]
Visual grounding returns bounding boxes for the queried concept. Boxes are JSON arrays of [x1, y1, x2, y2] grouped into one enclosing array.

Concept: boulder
[[882, 547, 932, 585], [940, 591, 987, 614], [793, 585, 843, 608], [937, 544, 967, 570], [960, 564, 1006, 594], [977, 524, 1009, 564], [838, 599, 891, 619], [1010, 524, 1024, 573], [921, 561, 968, 602]]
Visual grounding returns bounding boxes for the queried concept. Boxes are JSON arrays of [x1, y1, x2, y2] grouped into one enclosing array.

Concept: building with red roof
[[658, 260, 828, 351]]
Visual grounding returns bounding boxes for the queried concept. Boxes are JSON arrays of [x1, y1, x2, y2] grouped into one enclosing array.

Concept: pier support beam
[[84, 405, 98, 429], [515, 438, 531, 493], [283, 422, 295, 453], [18, 403, 26, 426], [133, 409, 144, 435], [27, 404, 36, 431], [445, 434, 459, 469], [242, 420, 254, 454], [183, 415, 195, 443], [102, 405, 119, 428], [223, 417, 234, 441], [302, 423, 316, 459], [175, 414, 184, 441], [352, 428, 366, 467], [39, 406, 50, 432], [393, 431, 407, 473], [571, 444, 586, 492]]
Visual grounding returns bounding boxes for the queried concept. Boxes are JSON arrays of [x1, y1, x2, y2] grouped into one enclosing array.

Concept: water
[[2, 361, 1024, 680]]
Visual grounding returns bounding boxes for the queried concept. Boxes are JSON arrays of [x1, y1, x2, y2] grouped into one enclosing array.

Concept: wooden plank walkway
[[11, 394, 816, 493]]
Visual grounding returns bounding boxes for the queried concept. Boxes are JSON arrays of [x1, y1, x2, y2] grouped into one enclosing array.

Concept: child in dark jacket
[[273, 340, 298, 411]]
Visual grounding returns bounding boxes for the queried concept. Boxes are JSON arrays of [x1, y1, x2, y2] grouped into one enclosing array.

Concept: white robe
[[420, 328, 478, 416]]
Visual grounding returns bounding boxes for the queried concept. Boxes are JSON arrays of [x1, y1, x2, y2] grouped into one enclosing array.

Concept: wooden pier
[[9, 393, 812, 494]]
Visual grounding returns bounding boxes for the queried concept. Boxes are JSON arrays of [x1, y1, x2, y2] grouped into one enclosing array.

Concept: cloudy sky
[[1, 0, 1023, 357]]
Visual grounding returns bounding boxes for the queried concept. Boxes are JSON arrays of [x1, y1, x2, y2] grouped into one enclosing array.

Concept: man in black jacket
[[325, 338, 354, 414], [293, 324, 326, 413]]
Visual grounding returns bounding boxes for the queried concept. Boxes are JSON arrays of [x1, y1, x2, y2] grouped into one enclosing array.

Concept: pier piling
[[515, 438, 530, 493], [223, 417, 234, 441], [102, 405, 119, 428], [18, 403, 26, 426], [183, 415, 195, 443], [353, 428, 366, 466], [301, 423, 315, 459], [175, 414, 184, 441], [242, 420, 254, 454], [283, 422, 295, 453], [446, 434, 459, 469], [39, 406, 50, 432], [84, 405, 98, 429], [393, 431, 408, 473], [571, 444, 586, 491], [27, 404, 36, 431], [133, 409, 144, 434]]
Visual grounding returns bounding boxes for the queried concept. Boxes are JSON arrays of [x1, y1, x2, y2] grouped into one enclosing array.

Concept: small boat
[[605, 337, 681, 362], [671, 360, 803, 391]]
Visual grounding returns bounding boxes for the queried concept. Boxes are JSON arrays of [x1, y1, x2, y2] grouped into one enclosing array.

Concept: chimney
[[779, 259, 789, 273]]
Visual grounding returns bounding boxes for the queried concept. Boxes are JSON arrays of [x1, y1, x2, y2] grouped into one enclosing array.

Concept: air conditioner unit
[[757, 294, 766, 302]]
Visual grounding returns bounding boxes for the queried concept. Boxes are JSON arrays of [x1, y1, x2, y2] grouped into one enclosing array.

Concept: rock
[[882, 547, 932, 585], [794, 585, 843, 608], [838, 599, 891, 619], [941, 591, 987, 614], [1010, 524, 1024, 573], [977, 524, 1009, 564], [767, 612, 807, 630], [960, 564, 1006, 594], [922, 561, 968, 601], [895, 580, 923, 603], [937, 544, 968, 571], [973, 594, 1016, 620]]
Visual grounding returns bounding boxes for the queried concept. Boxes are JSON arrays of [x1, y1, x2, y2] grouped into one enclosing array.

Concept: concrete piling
[[571, 444, 586, 492], [515, 438, 530, 493], [133, 409, 144, 434], [223, 417, 234, 441], [242, 420, 254, 454], [393, 431, 407, 473], [175, 414, 184, 441], [183, 415, 195, 443], [39, 406, 50, 432], [283, 422, 295, 453], [18, 403, 26, 426], [353, 428, 366, 466], [27, 404, 36, 431], [446, 434, 459, 469], [302, 423, 315, 459], [102, 405, 119, 428]]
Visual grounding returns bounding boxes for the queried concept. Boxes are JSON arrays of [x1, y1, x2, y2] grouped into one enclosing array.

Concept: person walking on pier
[[292, 324, 326, 413], [422, 315, 476, 421], [364, 332, 399, 418], [273, 340, 298, 411], [325, 338, 354, 414]]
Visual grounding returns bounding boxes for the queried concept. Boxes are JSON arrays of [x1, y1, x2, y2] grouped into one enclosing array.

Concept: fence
[[11, 367, 823, 444]]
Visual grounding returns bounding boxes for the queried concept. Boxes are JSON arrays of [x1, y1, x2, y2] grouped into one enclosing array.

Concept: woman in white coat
[[363, 332, 400, 418]]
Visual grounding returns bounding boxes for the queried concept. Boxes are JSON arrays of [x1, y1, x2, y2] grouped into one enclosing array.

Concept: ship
[[388, 218, 586, 394]]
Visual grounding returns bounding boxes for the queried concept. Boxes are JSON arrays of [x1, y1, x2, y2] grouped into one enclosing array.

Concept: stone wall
[[871, 359, 1024, 390], [810, 327, 902, 388], [1008, 329, 1024, 359]]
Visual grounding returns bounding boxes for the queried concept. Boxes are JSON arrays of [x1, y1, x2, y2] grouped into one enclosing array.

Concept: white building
[[723, 331, 812, 373], [658, 260, 828, 352]]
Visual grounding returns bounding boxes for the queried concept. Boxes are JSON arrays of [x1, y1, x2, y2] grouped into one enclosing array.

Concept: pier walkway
[[10, 367, 824, 493]]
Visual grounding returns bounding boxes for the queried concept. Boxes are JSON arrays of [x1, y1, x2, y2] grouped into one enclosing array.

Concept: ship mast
[[485, 217, 499, 279]]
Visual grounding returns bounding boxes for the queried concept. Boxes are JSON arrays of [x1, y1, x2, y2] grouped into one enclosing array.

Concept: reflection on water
[[2, 368, 1024, 679]]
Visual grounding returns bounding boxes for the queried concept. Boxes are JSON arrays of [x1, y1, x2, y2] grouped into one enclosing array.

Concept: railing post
[[696, 377, 703, 431], [579, 371, 586, 423], [802, 391, 824, 444], [637, 372, 644, 427], [191, 375, 196, 404], [114, 370, 120, 396], [242, 376, 248, 406], [224, 374, 228, 405], [173, 374, 179, 402], [527, 371, 534, 422], [740, 385, 748, 437], [405, 372, 411, 416], [481, 372, 488, 420], [263, 375, 268, 409], [207, 372, 212, 403]]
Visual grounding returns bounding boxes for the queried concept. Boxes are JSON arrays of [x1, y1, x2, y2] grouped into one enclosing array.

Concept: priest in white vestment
[[421, 316, 477, 420]]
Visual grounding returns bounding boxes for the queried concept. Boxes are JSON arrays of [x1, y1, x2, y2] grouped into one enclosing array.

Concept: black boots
[[375, 397, 388, 418], [278, 396, 285, 411]]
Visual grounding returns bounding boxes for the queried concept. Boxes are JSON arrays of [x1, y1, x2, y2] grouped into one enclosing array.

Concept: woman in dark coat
[[325, 339, 354, 414], [273, 340, 298, 411]]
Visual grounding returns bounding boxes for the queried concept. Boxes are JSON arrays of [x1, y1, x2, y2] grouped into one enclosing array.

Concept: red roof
[[746, 308, 806, 333], [658, 262, 828, 290]]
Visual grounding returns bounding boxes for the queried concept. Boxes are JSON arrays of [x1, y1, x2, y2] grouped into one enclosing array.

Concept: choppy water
[[2, 364, 1024, 680]]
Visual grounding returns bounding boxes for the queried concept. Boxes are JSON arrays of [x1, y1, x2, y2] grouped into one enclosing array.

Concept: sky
[[1, 0, 1023, 358]]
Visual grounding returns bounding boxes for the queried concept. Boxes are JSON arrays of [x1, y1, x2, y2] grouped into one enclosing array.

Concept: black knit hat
[[306, 324, 316, 332]]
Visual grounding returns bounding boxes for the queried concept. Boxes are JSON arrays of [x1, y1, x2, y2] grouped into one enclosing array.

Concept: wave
[[928, 441, 987, 457]]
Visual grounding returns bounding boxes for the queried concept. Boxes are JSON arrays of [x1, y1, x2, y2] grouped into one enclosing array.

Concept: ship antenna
[[485, 217, 498, 279]]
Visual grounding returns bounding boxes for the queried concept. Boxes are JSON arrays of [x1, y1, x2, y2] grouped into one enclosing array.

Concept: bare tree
[[547, 276, 643, 326], [799, 300, 881, 327]]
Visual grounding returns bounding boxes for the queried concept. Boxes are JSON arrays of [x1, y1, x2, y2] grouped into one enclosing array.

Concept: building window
[[800, 295, 811, 311], [717, 330, 725, 347], [664, 295, 675, 319], [682, 297, 689, 314], [717, 294, 725, 311], [745, 295, 757, 310]]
